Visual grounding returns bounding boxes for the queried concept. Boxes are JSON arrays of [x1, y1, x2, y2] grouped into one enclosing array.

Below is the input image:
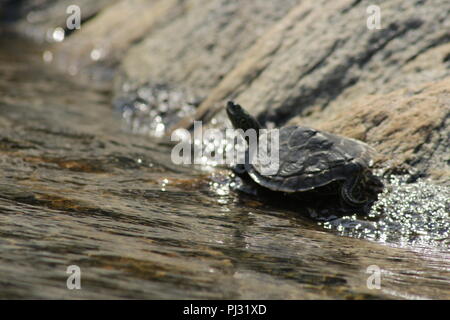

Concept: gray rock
[[117, 0, 302, 101]]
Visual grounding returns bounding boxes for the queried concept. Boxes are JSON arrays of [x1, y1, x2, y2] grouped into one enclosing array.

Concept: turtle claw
[[340, 171, 368, 207], [341, 187, 368, 207]]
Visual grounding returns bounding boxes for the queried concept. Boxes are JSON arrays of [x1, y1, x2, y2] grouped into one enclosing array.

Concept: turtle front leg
[[340, 164, 367, 207], [232, 163, 247, 175]]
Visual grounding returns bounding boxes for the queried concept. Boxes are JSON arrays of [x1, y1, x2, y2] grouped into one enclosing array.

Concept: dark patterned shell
[[247, 126, 375, 192]]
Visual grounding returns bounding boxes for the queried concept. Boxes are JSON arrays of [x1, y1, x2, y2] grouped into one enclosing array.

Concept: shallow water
[[0, 35, 448, 299]]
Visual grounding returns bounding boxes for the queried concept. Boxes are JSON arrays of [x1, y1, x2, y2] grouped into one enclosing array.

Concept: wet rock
[[113, 83, 198, 138], [323, 175, 450, 246]]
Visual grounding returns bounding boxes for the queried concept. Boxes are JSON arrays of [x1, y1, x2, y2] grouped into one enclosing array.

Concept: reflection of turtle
[[226, 101, 383, 208]]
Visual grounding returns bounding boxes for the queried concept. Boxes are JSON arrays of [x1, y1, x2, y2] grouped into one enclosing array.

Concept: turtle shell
[[247, 126, 375, 192]]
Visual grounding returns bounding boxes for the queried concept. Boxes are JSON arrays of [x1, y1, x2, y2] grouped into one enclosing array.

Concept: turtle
[[225, 101, 383, 208]]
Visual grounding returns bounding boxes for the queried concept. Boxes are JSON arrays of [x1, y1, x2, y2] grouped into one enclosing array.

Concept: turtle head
[[226, 101, 262, 132]]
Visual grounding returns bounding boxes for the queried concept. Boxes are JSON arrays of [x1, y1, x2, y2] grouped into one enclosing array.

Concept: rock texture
[[117, 0, 302, 97]]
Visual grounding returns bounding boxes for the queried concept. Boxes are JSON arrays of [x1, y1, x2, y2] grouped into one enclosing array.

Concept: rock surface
[[118, 0, 302, 98]]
